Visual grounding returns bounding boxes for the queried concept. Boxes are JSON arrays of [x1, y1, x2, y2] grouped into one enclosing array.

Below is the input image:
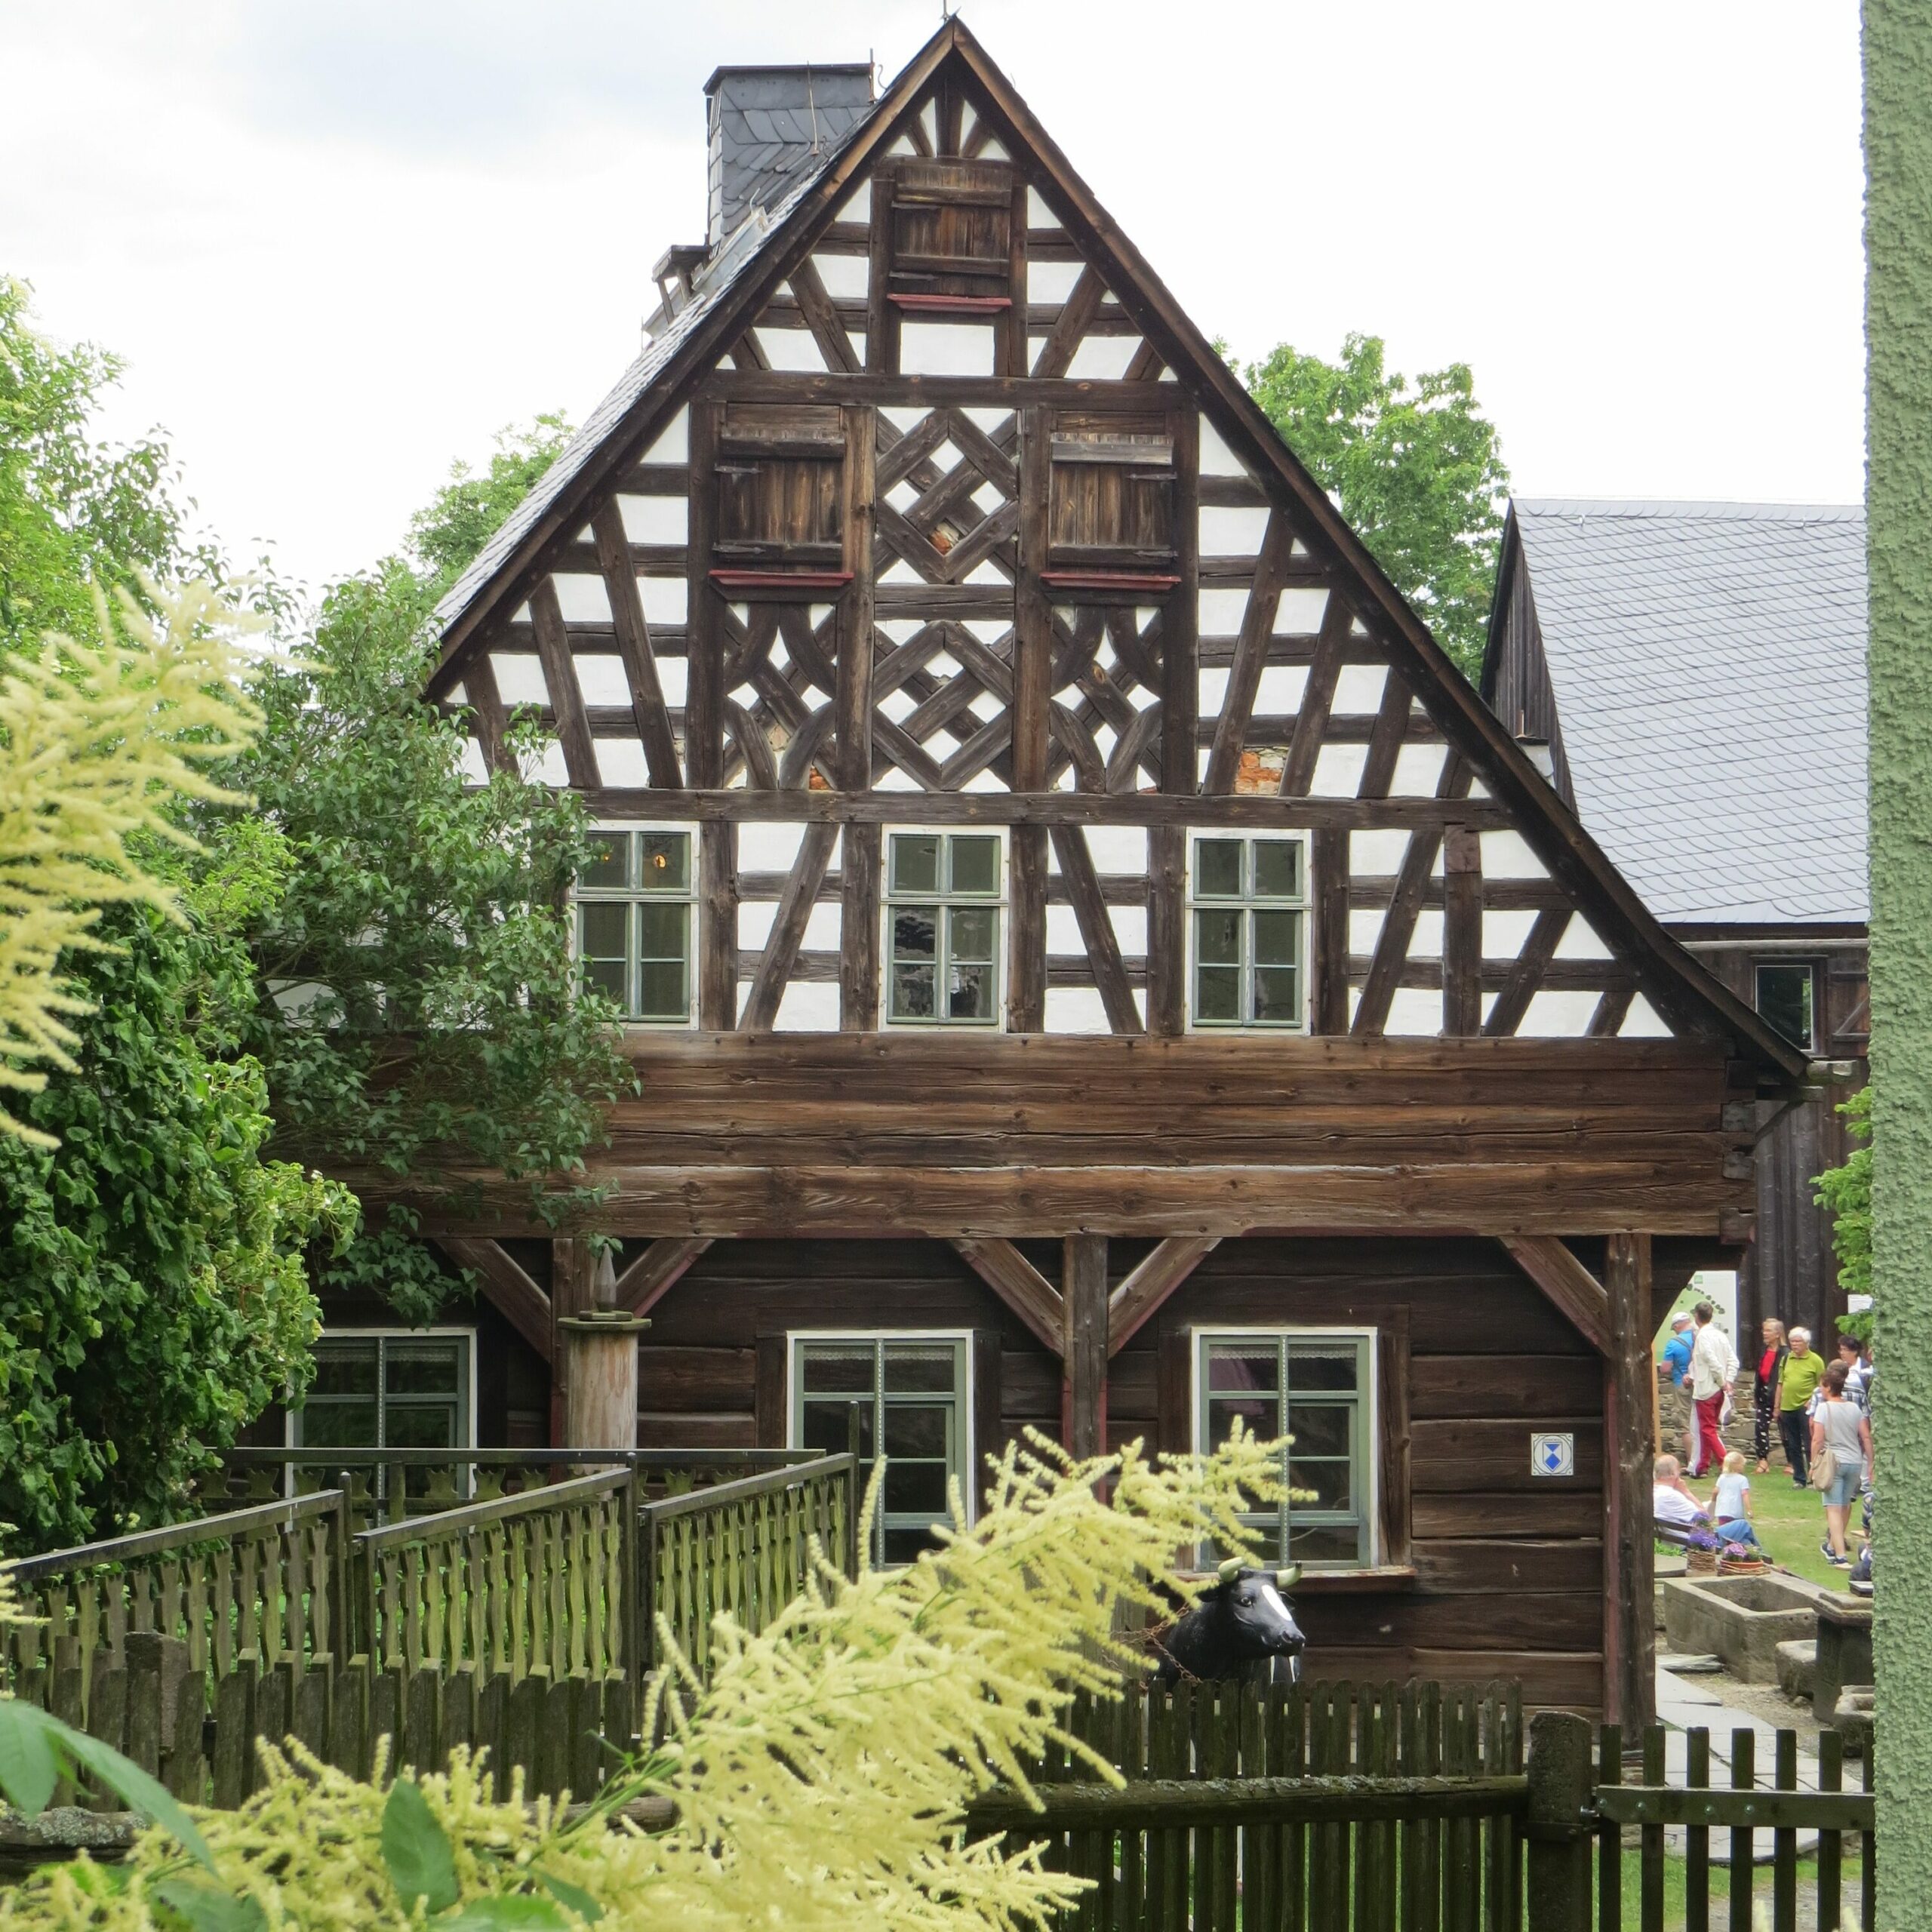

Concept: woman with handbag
[[1811, 1361, 1873, 1567]]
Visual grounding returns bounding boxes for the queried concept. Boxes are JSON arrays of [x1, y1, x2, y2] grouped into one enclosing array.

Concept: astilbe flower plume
[[0, 1429, 1284, 1930]]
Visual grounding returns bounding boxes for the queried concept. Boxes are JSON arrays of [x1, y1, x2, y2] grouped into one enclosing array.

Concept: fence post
[[331, 1480, 352, 1667], [637, 1495, 659, 1682], [1525, 1710, 1594, 1932], [619, 1470, 641, 1727]]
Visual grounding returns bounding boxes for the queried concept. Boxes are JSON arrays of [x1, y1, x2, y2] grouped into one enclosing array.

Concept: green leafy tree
[[1239, 332, 1509, 681], [1816, 1087, 1873, 1323], [222, 422, 633, 1322], [0, 277, 220, 654]]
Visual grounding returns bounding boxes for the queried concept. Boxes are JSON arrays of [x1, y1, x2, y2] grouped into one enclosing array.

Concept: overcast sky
[[4, 2, 1865, 596]]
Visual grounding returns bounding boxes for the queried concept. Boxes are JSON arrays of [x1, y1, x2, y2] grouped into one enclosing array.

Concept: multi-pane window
[[884, 831, 1003, 1025], [1189, 835, 1309, 1029], [792, 1335, 969, 1567], [1196, 1331, 1374, 1569], [1755, 961, 1816, 1053], [295, 1334, 472, 1451], [574, 828, 694, 1023]]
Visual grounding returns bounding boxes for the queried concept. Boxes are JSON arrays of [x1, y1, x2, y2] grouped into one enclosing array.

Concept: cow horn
[[1275, 1565, 1302, 1590], [1217, 1557, 1244, 1583]]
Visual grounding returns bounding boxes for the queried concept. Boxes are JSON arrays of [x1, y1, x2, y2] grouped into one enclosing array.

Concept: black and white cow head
[[1153, 1559, 1306, 1684]]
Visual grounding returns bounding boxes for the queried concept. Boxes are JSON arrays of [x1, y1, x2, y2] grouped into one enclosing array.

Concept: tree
[[1239, 333, 1509, 681], [219, 420, 633, 1323], [1814, 1088, 1872, 1323]]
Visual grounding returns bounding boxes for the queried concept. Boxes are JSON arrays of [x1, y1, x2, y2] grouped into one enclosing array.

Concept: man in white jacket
[[1687, 1300, 1740, 1477]]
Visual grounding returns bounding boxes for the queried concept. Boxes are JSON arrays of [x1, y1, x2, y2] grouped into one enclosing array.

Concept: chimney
[[703, 62, 875, 248]]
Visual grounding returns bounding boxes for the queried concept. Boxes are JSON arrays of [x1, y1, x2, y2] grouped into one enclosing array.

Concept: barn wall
[[632, 1232, 1605, 1709]]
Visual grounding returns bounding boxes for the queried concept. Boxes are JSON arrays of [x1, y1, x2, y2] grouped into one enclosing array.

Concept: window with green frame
[[294, 1333, 473, 1451], [1195, 1331, 1374, 1567], [792, 1335, 968, 1566], [1189, 834, 1308, 1029], [574, 827, 694, 1022], [884, 830, 1003, 1024]]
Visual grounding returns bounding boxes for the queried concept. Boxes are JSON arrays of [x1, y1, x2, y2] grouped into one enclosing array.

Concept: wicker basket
[[1687, 1546, 1720, 1576]]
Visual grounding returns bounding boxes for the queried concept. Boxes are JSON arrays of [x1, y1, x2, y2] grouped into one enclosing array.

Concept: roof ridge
[[1515, 497, 1863, 521]]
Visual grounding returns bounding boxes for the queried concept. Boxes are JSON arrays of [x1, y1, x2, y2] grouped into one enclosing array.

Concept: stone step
[[1775, 1638, 1817, 1704]]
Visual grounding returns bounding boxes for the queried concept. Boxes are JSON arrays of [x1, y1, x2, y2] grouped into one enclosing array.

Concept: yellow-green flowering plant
[[0, 1429, 1283, 1929]]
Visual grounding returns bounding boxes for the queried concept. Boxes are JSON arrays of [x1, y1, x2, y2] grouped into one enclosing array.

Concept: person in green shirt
[[1777, 1328, 1826, 1486]]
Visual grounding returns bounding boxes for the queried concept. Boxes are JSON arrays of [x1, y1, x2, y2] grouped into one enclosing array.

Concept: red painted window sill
[[888, 293, 1014, 315], [1039, 569, 1183, 595], [708, 569, 855, 592]]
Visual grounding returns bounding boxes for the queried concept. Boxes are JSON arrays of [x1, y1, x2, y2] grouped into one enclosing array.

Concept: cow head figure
[[1152, 1558, 1307, 1685]]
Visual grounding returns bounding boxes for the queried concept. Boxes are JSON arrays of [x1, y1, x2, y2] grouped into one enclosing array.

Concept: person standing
[[1776, 1327, 1825, 1487], [1686, 1300, 1739, 1478], [1812, 1361, 1874, 1566], [1836, 1334, 1870, 1408], [1754, 1318, 1787, 1472]]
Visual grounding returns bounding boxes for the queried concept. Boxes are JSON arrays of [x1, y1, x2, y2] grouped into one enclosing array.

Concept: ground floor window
[[294, 1332, 475, 1451], [791, 1334, 969, 1566], [1194, 1329, 1375, 1567]]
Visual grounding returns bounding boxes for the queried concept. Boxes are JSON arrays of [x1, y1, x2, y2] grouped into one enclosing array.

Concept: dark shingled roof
[[705, 64, 874, 247], [1510, 499, 1868, 927]]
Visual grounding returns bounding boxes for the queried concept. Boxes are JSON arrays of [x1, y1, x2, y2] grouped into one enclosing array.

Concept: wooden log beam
[[1050, 825, 1143, 1034], [738, 822, 838, 1029], [950, 1237, 1063, 1355], [1107, 1236, 1220, 1355], [1063, 1235, 1108, 1457], [590, 498, 682, 787], [528, 580, 601, 788], [612, 1237, 714, 1318], [1500, 1235, 1612, 1355], [431, 1237, 552, 1364], [1604, 1231, 1656, 1734]]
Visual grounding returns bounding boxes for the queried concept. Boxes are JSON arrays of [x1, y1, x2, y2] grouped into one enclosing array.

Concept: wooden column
[[1604, 1231, 1656, 1731], [1062, 1235, 1109, 1459], [548, 1238, 592, 1447], [1009, 405, 1051, 1032], [558, 1250, 648, 1454]]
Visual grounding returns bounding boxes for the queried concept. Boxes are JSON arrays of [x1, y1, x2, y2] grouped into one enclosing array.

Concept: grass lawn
[[1602, 1846, 1866, 1931], [1671, 1462, 1864, 1590]]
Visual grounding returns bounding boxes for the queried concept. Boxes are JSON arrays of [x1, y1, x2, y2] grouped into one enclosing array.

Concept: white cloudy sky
[[3, 2, 1864, 595]]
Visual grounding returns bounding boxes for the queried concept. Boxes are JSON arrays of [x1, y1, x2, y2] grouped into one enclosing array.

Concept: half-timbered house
[[312, 23, 1806, 1723], [1483, 500, 1867, 1348]]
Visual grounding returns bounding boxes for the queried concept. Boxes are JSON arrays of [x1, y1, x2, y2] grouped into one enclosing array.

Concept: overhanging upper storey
[[422, 18, 1804, 1087]]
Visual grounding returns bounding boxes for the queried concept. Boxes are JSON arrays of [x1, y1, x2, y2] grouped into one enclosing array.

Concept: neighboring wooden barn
[[1484, 500, 1867, 1347], [297, 22, 1805, 1724]]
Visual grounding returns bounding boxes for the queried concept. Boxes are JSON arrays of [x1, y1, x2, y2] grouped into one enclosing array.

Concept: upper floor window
[[1189, 833, 1309, 1030], [885, 158, 1014, 312], [1195, 1329, 1375, 1569], [884, 829, 1004, 1026], [575, 827, 694, 1024], [792, 1333, 969, 1566], [714, 404, 845, 570], [1755, 961, 1816, 1053], [1048, 412, 1178, 577]]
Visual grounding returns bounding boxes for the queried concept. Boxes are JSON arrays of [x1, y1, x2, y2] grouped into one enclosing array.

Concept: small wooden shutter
[[715, 405, 845, 568], [1048, 411, 1178, 577], [888, 158, 1014, 309]]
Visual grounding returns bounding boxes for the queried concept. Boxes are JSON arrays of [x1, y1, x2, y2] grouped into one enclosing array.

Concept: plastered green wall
[[1866, 2, 1932, 1913]]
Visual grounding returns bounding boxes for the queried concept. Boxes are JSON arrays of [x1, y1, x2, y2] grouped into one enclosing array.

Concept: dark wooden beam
[[841, 822, 881, 1030], [590, 499, 682, 788], [1483, 908, 1569, 1038], [786, 254, 863, 375], [1442, 823, 1483, 1038], [1276, 589, 1350, 798], [698, 821, 737, 1030], [1201, 513, 1296, 795], [432, 1237, 552, 1364], [1500, 1235, 1611, 1355], [684, 402, 722, 789], [1107, 1236, 1219, 1355], [1008, 403, 1052, 1032], [1311, 826, 1350, 1035], [1030, 266, 1106, 380], [612, 1236, 714, 1317], [1050, 824, 1143, 1034], [738, 822, 838, 1030], [951, 1237, 1063, 1355], [1063, 1234, 1108, 1457], [459, 647, 518, 778], [1358, 671, 1414, 801], [1604, 1231, 1656, 1732], [527, 580, 601, 788]]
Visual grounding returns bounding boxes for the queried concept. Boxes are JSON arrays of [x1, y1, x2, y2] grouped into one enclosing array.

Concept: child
[[1712, 1450, 1761, 1549]]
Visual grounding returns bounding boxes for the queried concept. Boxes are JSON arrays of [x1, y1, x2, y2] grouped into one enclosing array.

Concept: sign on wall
[[1531, 1432, 1576, 1478]]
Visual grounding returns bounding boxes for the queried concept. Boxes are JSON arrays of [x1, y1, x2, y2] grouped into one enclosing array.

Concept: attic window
[[885, 157, 1014, 319], [712, 404, 849, 581], [1041, 411, 1179, 591]]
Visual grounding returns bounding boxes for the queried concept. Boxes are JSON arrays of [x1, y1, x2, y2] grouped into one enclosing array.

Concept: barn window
[[884, 157, 1014, 313], [1194, 1330, 1375, 1570], [884, 829, 1004, 1026], [791, 1334, 970, 1566], [1754, 961, 1816, 1052], [713, 405, 845, 570], [1044, 412, 1178, 586], [1187, 833, 1309, 1030], [574, 827, 695, 1023], [294, 1333, 474, 1454]]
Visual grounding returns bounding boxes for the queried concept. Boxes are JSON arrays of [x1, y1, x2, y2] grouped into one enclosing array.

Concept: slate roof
[[1509, 499, 1868, 927], [706, 66, 874, 245]]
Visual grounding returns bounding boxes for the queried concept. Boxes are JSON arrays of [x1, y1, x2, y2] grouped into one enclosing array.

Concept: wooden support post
[[559, 1248, 648, 1454], [1605, 1231, 1656, 1733], [1062, 1235, 1108, 1459], [1525, 1711, 1595, 1932]]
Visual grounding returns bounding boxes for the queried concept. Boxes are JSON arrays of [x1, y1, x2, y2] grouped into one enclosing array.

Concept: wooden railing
[[640, 1453, 859, 1680], [357, 1467, 636, 1686], [1, 1492, 349, 1720]]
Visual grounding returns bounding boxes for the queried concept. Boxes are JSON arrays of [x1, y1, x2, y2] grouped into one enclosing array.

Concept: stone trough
[[1660, 1572, 1839, 1685]]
